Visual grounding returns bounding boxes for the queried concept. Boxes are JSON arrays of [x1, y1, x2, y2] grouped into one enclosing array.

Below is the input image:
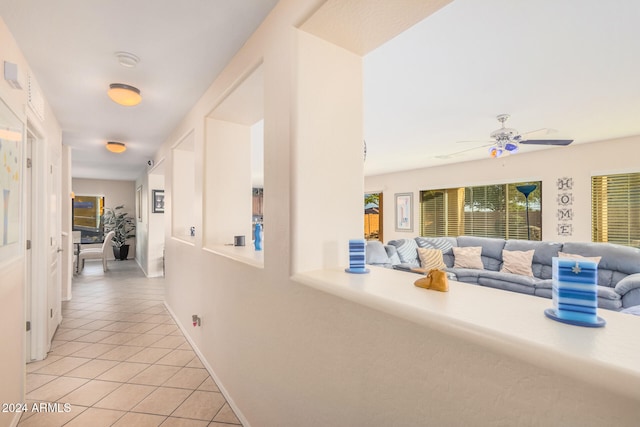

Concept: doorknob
[[57, 248, 63, 253]]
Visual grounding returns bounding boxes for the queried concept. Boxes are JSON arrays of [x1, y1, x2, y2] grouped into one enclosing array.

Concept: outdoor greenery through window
[[592, 172, 640, 247], [420, 181, 542, 240]]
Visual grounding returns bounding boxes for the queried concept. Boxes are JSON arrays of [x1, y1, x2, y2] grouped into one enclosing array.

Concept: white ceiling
[[0, 0, 279, 180], [1, 0, 639, 181], [363, 0, 640, 176]]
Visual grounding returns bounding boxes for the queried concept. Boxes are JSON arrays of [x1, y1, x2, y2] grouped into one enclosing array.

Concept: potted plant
[[103, 205, 136, 260]]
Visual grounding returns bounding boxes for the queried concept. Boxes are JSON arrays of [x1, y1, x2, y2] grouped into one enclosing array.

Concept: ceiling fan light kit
[[487, 114, 573, 159], [107, 83, 142, 106]]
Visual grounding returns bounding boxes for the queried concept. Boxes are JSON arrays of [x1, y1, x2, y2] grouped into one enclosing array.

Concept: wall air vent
[[28, 74, 45, 122]]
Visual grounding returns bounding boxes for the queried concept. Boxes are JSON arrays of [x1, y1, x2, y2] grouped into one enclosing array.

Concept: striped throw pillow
[[394, 239, 419, 265], [417, 248, 446, 270]]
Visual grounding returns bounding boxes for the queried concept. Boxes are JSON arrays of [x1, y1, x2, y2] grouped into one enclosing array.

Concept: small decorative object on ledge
[[414, 269, 449, 292], [254, 223, 263, 251], [544, 257, 605, 327], [345, 239, 369, 274]]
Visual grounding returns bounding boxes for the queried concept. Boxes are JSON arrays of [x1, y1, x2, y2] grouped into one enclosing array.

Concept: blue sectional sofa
[[365, 236, 640, 310]]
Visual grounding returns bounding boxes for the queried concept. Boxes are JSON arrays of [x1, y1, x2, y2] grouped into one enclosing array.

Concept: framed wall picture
[[0, 97, 24, 263], [152, 190, 165, 213], [395, 192, 413, 232]]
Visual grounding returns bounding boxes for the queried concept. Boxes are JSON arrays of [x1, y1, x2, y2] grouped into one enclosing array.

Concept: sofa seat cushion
[[393, 262, 420, 272], [621, 305, 640, 316], [477, 270, 541, 288], [533, 288, 622, 310], [446, 267, 482, 284]]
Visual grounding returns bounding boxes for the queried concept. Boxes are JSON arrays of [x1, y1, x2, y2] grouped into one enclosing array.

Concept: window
[[364, 192, 383, 241], [420, 182, 541, 240], [72, 195, 105, 243], [592, 172, 640, 247]]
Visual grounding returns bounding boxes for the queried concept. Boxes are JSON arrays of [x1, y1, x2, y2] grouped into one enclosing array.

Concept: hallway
[[20, 260, 242, 427]]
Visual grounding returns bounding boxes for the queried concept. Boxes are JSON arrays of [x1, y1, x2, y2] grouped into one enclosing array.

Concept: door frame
[[25, 114, 61, 361]]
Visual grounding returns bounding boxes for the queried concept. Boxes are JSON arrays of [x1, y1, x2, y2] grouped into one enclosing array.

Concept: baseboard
[[10, 411, 21, 427], [163, 302, 250, 427]]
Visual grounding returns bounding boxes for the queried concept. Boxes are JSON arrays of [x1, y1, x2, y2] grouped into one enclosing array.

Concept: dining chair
[[78, 230, 116, 272]]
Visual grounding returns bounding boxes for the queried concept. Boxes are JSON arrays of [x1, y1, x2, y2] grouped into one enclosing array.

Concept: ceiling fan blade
[[519, 139, 573, 146], [518, 128, 557, 139], [436, 143, 493, 159]]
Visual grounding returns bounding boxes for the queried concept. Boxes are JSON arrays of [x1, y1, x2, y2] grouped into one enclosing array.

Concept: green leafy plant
[[103, 205, 136, 248]]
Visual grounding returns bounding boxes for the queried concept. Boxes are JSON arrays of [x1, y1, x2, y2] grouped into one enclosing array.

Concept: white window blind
[[592, 173, 640, 247], [420, 182, 541, 240]]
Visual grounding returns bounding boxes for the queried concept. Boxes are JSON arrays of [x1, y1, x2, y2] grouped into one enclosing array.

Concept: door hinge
[[26, 158, 32, 168], [26, 321, 31, 332], [26, 239, 31, 250]]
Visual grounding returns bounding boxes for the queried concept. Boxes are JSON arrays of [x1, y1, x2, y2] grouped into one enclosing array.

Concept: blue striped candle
[[346, 239, 369, 274], [552, 257, 598, 324]]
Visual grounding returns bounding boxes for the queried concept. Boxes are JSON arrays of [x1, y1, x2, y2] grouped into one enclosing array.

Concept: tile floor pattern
[[20, 260, 243, 427]]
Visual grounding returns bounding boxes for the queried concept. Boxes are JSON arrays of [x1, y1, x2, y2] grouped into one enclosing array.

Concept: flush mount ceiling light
[[106, 141, 126, 153], [108, 83, 141, 106], [114, 51, 140, 68]]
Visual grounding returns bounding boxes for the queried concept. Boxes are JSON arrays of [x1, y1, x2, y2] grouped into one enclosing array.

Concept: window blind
[[420, 181, 541, 240], [592, 173, 640, 247]]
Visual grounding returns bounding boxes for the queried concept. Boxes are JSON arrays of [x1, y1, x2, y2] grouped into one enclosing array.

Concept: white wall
[[156, 1, 640, 426], [0, 17, 63, 427], [72, 178, 136, 259], [366, 136, 640, 243], [204, 118, 252, 246]]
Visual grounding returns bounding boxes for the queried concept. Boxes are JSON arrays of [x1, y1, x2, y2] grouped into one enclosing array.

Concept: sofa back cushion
[[457, 236, 505, 271], [562, 242, 640, 287], [415, 237, 457, 267], [504, 240, 562, 279]]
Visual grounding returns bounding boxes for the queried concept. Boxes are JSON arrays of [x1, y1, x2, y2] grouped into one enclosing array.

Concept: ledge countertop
[[293, 266, 640, 401], [205, 244, 264, 268]]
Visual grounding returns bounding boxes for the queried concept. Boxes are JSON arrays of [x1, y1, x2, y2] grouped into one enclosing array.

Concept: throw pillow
[[558, 252, 602, 265], [500, 249, 535, 276], [394, 239, 420, 265], [417, 247, 446, 270], [365, 241, 391, 265], [452, 246, 484, 269]]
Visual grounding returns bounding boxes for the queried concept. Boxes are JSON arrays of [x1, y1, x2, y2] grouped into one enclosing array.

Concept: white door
[[26, 123, 62, 361]]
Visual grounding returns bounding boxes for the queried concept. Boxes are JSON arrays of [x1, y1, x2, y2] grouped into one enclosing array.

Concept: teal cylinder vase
[[254, 223, 262, 251]]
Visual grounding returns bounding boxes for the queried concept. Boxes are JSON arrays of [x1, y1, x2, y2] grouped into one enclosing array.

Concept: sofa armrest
[[614, 273, 640, 296]]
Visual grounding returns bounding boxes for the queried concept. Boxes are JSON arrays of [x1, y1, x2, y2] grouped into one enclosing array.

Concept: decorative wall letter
[[556, 177, 574, 237]]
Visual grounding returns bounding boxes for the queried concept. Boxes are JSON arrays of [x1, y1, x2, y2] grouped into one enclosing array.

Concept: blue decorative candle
[[551, 257, 598, 324], [346, 239, 369, 274], [254, 223, 262, 251]]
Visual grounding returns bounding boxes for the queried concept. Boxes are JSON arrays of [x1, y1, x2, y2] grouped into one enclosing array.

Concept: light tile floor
[[19, 260, 242, 427]]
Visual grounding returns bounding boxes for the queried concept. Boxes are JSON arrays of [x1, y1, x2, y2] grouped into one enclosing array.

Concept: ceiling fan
[[440, 114, 574, 159], [486, 114, 573, 158]]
